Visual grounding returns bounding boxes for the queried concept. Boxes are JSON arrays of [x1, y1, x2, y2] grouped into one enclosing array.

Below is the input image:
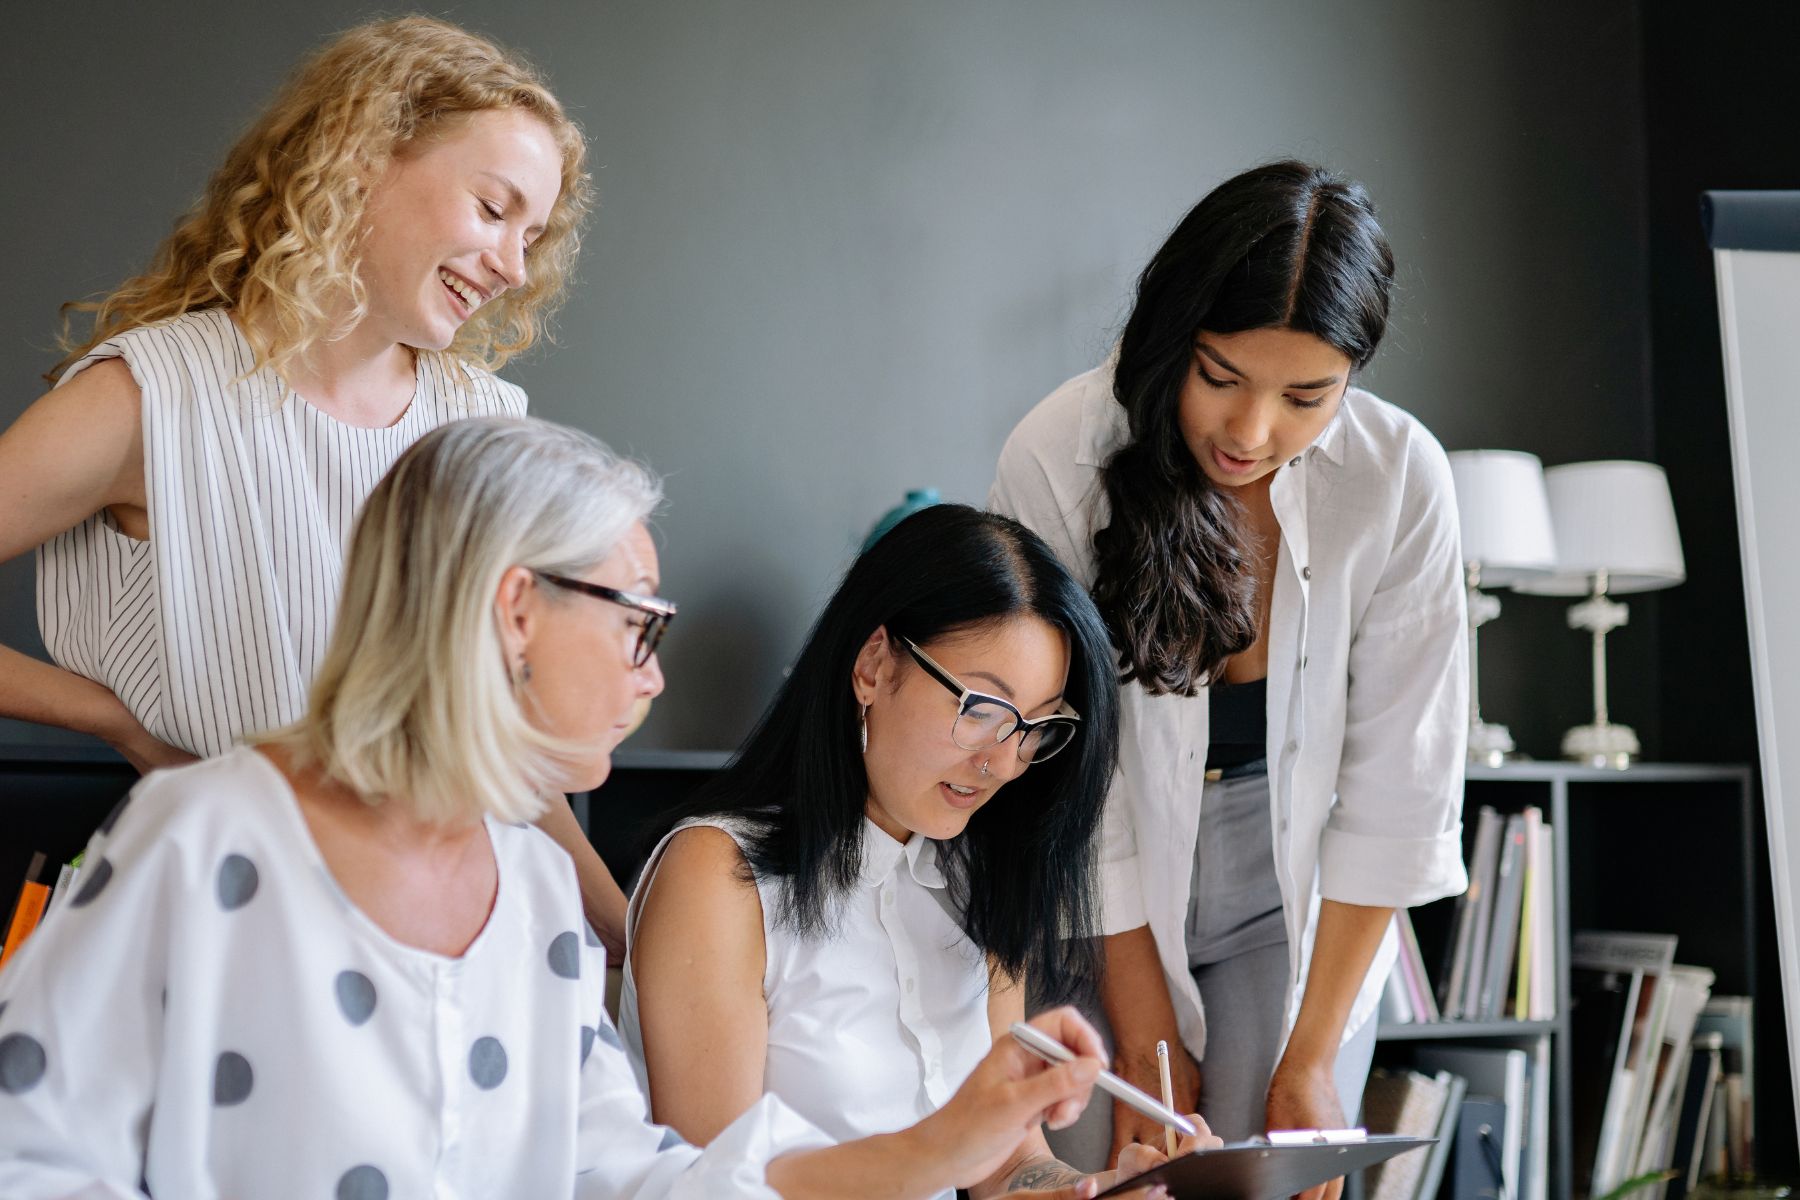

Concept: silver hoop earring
[[859, 705, 869, 754], [979, 759, 990, 778]]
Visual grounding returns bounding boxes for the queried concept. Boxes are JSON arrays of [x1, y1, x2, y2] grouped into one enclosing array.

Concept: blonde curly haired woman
[[0, 17, 642, 951], [1, 15, 586, 766]]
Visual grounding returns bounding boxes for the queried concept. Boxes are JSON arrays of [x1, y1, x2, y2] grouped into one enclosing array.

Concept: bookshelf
[[1372, 760, 1789, 1200]]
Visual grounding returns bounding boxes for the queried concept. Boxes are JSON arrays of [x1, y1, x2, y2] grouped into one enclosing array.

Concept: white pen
[[1009, 1022, 1198, 1138]]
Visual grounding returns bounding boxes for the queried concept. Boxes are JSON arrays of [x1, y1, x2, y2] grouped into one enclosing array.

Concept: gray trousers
[[1042, 947, 1379, 1169]]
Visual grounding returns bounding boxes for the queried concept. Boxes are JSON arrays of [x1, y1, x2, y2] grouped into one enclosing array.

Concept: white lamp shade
[[1448, 450, 1558, 586], [1513, 460, 1686, 595]]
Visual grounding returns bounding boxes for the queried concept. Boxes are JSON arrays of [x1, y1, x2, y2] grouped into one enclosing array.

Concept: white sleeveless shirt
[[36, 308, 527, 758], [620, 816, 993, 1195]]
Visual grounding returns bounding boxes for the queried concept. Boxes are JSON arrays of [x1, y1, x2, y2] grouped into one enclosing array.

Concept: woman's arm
[[767, 1007, 1109, 1200], [976, 966, 1216, 1198], [1265, 900, 1393, 1200], [629, 824, 772, 1144], [0, 360, 193, 770], [534, 796, 629, 961], [1099, 925, 1202, 1167]]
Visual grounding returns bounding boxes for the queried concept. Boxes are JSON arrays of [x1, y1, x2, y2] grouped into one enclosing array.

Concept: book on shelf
[[1443, 807, 1504, 1020], [1389, 804, 1552, 1028], [1633, 965, 1717, 1199], [1693, 995, 1755, 1178], [1453, 1094, 1509, 1200], [1528, 1031, 1551, 1200], [1363, 1068, 1463, 1200], [1415, 1044, 1537, 1200], [1515, 807, 1557, 1020], [1382, 910, 1441, 1026], [1569, 931, 1679, 1197], [1669, 1032, 1725, 1200], [1479, 813, 1528, 1021], [0, 850, 53, 970]]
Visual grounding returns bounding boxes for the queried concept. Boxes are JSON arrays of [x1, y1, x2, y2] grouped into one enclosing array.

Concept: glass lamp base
[[1562, 721, 1640, 770], [1468, 720, 1516, 768]]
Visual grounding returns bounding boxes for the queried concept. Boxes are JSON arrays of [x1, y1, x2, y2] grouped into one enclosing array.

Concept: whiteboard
[[1708, 190, 1800, 1132]]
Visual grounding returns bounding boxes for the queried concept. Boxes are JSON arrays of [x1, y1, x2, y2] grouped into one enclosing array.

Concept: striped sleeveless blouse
[[36, 308, 527, 758]]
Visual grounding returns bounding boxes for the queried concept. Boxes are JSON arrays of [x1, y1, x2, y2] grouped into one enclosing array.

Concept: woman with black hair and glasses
[[621, 504, 1217, 1200], [991, 161, 1469, 1189]]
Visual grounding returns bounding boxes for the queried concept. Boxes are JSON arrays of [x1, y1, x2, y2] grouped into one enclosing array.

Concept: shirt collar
[[859, 817, 948, 890]]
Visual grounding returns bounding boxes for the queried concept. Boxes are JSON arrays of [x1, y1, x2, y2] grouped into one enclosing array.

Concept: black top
[[1702, 191, 1800, 252], [1206, 676, 1267, 772]]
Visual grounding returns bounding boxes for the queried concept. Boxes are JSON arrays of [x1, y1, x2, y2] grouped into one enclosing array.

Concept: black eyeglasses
[[899, 636, 1081, 765], [534, 571, 677, 667]]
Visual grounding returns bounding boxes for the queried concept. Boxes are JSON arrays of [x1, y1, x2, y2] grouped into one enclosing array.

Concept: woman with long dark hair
[[622, 504, 1215, 1199], [991, 161, 1469, 1186]]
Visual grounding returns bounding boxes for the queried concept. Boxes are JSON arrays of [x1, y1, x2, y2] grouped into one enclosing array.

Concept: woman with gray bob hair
[[0, 416, 1125, 1200]]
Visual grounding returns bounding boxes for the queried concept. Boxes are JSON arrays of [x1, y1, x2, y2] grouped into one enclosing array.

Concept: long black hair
[[1093, 159, 1395, 695], [673, 504, 1119, 999]]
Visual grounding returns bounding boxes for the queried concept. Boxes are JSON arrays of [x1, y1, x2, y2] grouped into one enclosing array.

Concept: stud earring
[[859, 705, 869, 753], [980, 759, 990, 778], [515, 656, 532, 688]]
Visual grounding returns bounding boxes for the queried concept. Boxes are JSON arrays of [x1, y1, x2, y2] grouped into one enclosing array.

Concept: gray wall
[[1, 1, 1654, 758]]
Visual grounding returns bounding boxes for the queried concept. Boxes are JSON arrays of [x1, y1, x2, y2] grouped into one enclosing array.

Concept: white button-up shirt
[[990, 363, 1469, 1060], [622, 817, 993, 1200], [0, 748, 831, 1200]]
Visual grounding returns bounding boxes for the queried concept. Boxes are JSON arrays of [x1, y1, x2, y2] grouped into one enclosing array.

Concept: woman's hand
[[914, 1006, 1107, 1189], [103, 706, 197, 775], [1008, 1118, 1220, 1200], [1108, 1039, 1201, 1169], [1265, 1056, 1345, 1200]]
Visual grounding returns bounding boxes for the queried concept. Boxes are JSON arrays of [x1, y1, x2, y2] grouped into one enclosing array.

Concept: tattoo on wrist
[[1008, 1157, 1088, 1191]]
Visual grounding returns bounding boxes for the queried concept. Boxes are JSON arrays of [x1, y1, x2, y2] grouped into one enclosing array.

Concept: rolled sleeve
[[1323, 435, 1469, 909]]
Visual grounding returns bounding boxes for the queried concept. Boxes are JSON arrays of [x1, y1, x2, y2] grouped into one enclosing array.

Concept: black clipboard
[[1092, 1135, 1435, 1200]]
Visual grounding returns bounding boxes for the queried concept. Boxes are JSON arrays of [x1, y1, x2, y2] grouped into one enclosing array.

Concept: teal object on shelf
[[863, 489, 941, 551]]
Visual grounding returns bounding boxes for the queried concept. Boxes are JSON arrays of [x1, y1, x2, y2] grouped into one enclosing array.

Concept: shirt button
[[1285, 740, 1299, 755], [905, 978, 916, 994], [1301, 565, 1312, 580], [1280, 818, 1291, 833]]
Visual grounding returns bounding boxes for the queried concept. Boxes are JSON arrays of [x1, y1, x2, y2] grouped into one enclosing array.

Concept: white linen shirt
[[621, 817, 993, 1200], [0, 749, 830, 1200], [989, 362, 1469, 1062]]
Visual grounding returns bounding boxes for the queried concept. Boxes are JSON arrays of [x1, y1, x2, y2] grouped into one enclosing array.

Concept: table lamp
[[1514, 461, 1685, 768], [1448, 451, 1558, 766]]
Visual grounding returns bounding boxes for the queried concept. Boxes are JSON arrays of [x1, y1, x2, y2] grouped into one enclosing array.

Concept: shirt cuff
[[671, 1095, 836, 1199], [1316, 825, 1468, 909], [1100, 854, 1147, 935]]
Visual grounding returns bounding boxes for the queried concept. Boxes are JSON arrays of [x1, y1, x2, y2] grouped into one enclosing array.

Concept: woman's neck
[[251, 312, 418, 428]]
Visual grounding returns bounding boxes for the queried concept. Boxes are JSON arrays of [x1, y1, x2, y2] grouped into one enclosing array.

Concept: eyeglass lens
[[951, 701, 1074, 763]]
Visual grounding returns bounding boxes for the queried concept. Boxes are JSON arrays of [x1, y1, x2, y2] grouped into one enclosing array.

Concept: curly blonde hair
[[50, 15, 592, 384]]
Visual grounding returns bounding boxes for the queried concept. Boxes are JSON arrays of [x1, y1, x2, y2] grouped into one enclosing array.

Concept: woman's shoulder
[[59, 308, 242, 390], [1335, 388, 1454, 489], [80, 747, 295, 876], [661, 819, 759, 883], [429, 354, 529, 417], [999, 360, 1124, 476]]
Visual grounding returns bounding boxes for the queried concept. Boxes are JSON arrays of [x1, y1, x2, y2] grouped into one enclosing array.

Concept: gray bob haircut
[[260, 416, 662, 823]]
